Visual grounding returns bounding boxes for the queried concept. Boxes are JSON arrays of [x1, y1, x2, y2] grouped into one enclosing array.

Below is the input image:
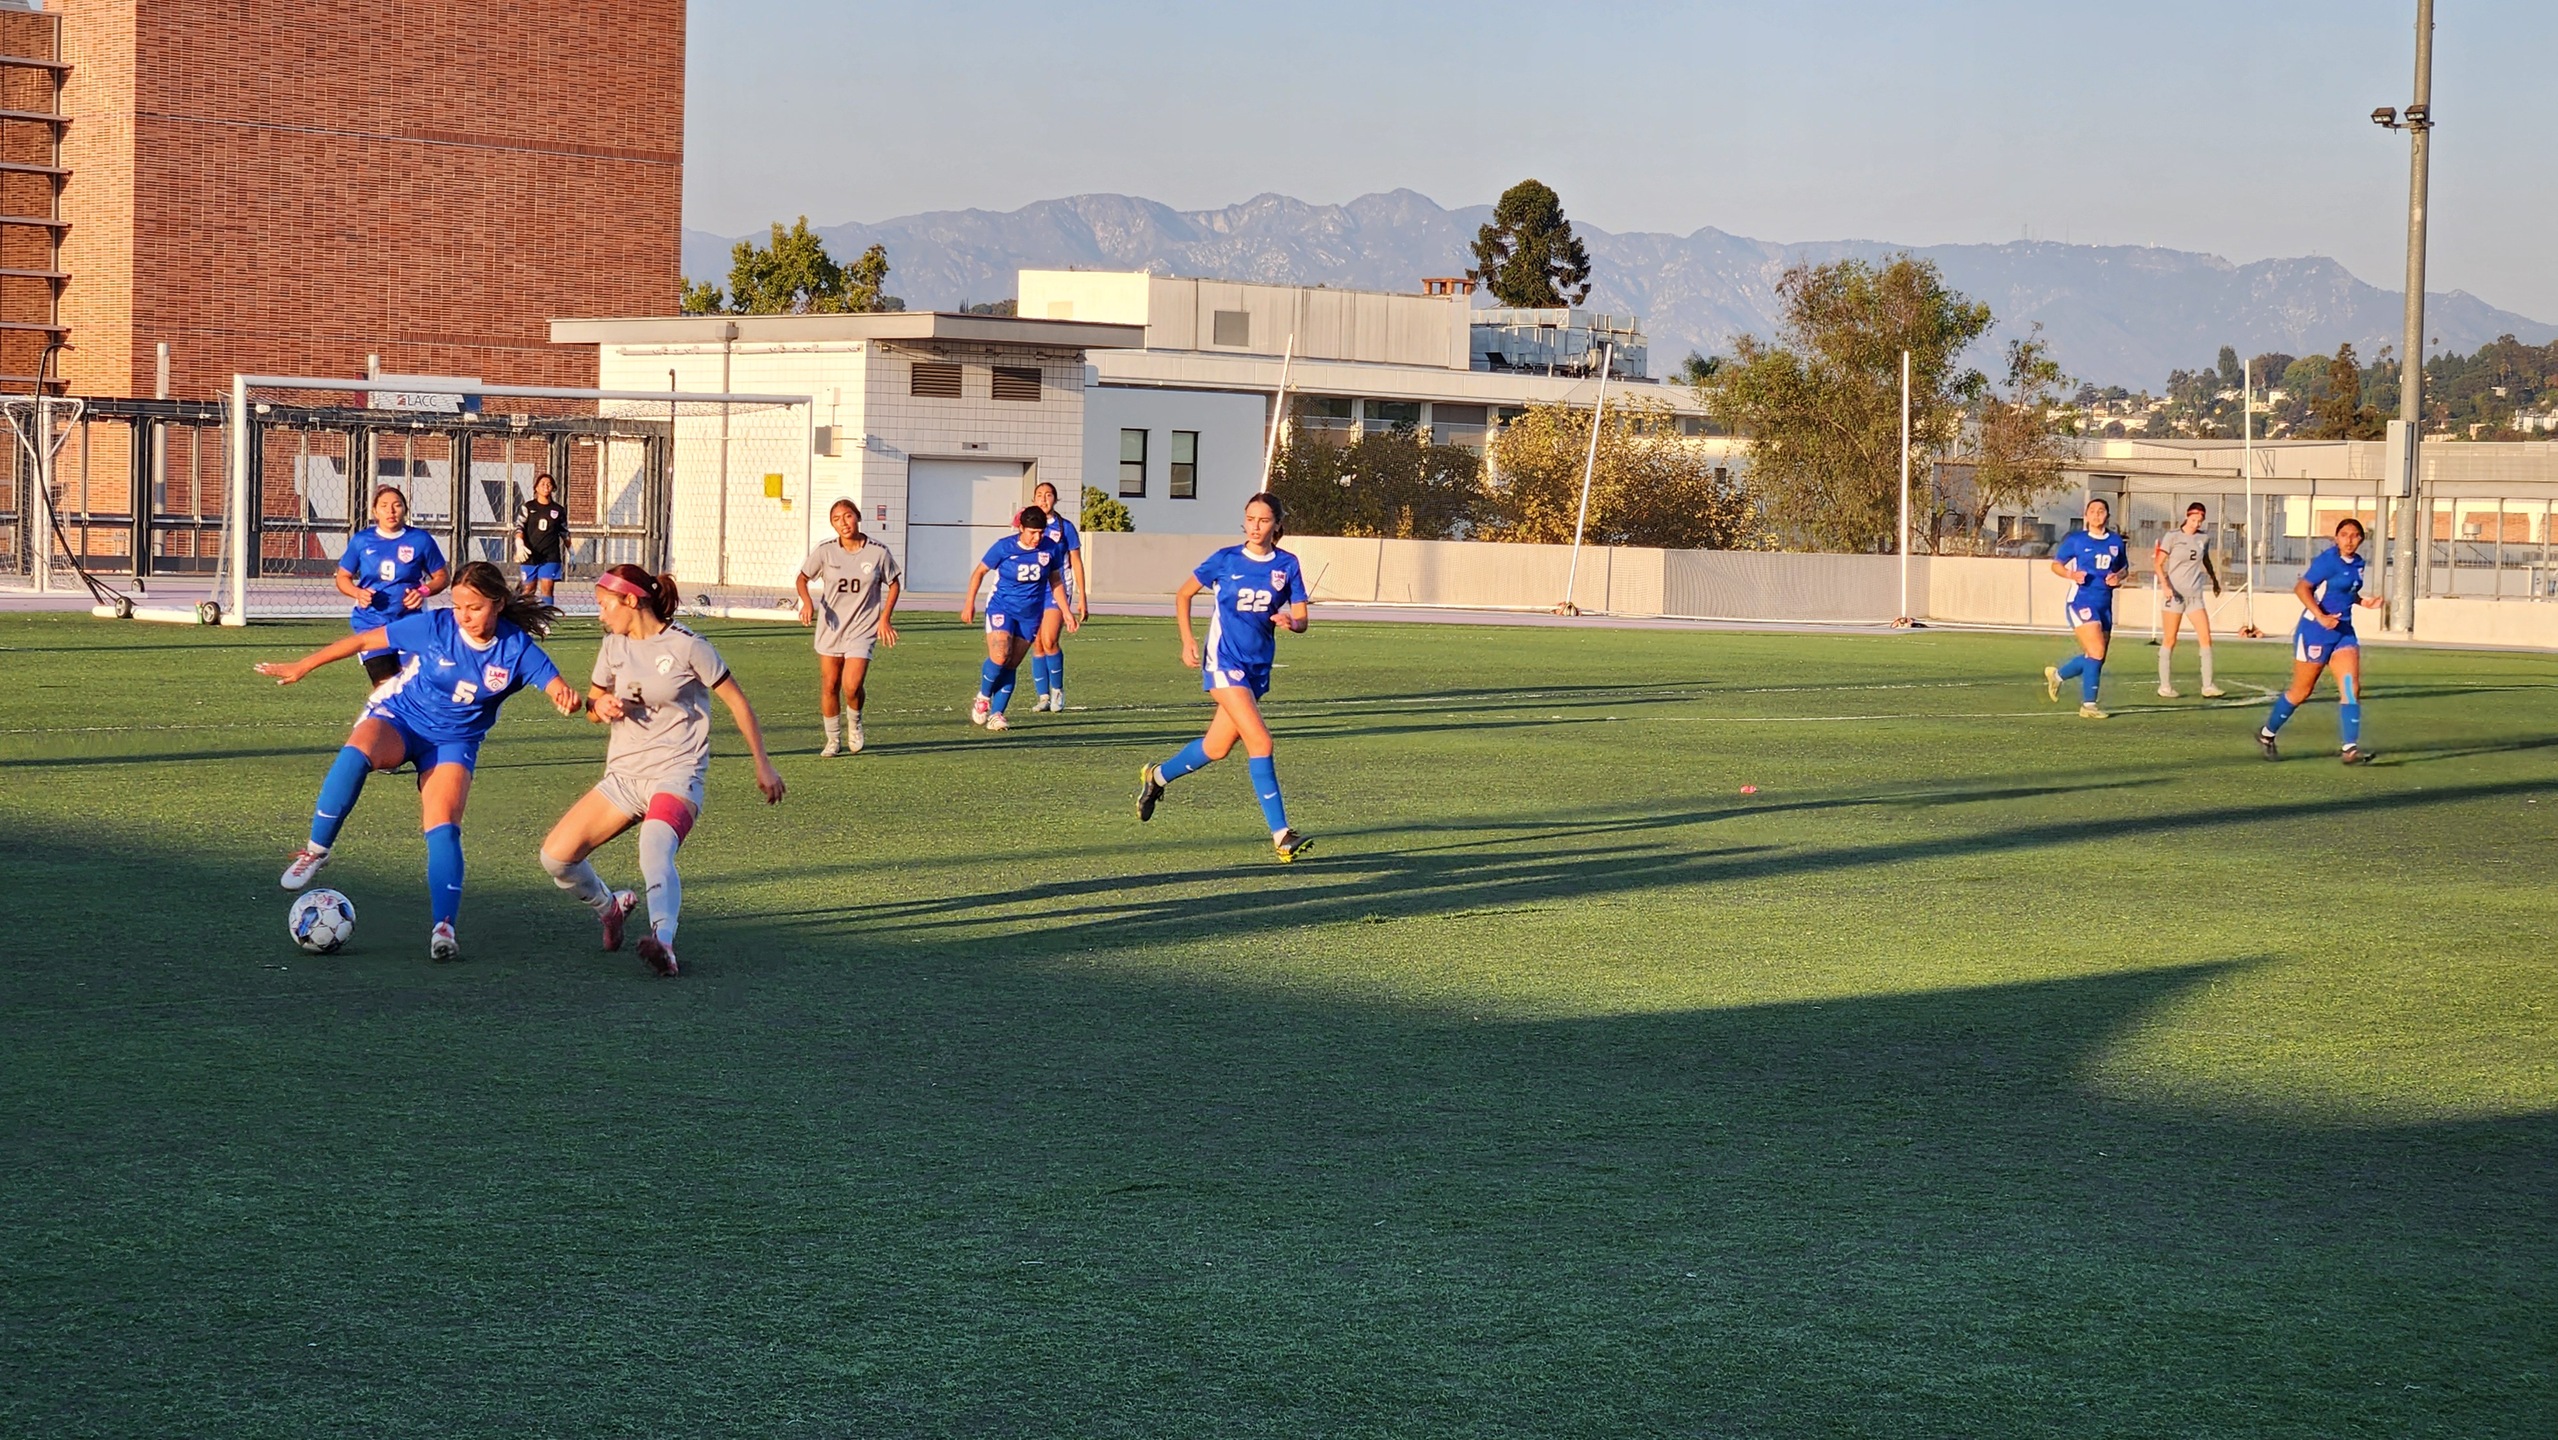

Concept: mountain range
[[681, 190, 2557, 391]]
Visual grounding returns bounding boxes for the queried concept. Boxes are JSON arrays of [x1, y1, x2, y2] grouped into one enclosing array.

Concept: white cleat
[[970, 695, 992, 726], [429, 922, 461, 963], [845, 720, 865, 753], [1048, 689, 1066, 712], [985, 711, 1011, 733], [2157, 685, 2180, 699], [2200, 685, 2226, 698], [817, 736, 842, 758], [280, 844, 331, 891]]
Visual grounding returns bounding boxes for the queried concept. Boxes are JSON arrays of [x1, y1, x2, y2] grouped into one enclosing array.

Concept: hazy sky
[[686, 1, 2556, 320]]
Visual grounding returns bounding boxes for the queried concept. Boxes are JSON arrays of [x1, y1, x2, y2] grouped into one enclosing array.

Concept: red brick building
[[47, 0, 684, 400]]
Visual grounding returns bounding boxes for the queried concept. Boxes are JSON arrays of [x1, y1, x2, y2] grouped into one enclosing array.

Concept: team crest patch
[[397, 545, 416, 563], [654, 654, 676, 675], [2306, 645, 2325, 660], [482, 664, 511, 691], [1270, 569, 1289, 591]]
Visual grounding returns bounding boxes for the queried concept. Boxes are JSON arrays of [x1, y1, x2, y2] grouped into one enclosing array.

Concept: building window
[[991, 366, 1041, 402], [1293, 395, 1354, 441], [1431, 403, 1488, 449], [910, 362, 962, 398], [1169, 431, 1198, 499], [1211, 310, 1250, 347], [1364, 399, 1422, 435], [1119, 428, 1147, 497]]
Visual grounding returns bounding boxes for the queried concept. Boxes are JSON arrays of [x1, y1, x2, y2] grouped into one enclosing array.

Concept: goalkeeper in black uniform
[[517, 471, 569, 602]]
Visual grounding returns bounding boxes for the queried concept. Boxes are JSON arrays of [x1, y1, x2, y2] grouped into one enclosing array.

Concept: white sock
[[2159, 647, 2173, 686], [849, 709, 862, 726], [540, 850, 614, 913], [639, 818, 682, 945], [2199, 646, 2216, 688], [822, 713, 841, 743]]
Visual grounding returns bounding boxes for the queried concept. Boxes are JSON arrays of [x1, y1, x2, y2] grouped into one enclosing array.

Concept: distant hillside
[[683, 191, 2557, 390]]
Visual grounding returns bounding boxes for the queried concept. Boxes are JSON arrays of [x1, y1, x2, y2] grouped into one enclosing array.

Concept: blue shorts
[[984, 608, 1041, 641], [2065, 602, 2114, 632], [1203, 660, 1272, 699], [523, 560, 564, 582], [2294, 618, 2358, 664], [361, 703, 483, 774]]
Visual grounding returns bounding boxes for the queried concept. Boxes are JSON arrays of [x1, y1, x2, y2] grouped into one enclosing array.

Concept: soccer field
[[2, 609, 2552, 1436]]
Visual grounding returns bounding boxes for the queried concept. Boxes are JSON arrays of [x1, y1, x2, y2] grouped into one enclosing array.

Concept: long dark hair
[[451, 559, 561, 637], [2335, 517, 2367, 541], [601, 562, 681, 621], [1246, 490, 1285, 540]]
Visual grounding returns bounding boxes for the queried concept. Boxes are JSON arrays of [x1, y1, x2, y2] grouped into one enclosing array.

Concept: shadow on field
[[3, 828, 2552, 1435]]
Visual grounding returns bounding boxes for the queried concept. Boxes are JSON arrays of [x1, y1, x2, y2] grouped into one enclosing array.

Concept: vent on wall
[[991, 366, 1041, 402], [1211, 310, 1250, 347], [910, 362, 962, 398]]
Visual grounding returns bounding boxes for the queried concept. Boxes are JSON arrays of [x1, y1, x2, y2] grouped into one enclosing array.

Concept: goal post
[[211, 375, 814, 625]]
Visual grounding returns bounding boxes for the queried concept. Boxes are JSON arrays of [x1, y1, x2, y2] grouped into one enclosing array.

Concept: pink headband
[[595, 572, 652, 600]]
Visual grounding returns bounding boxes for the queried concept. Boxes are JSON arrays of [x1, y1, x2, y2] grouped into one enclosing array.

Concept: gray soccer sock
[[540, 849, 614, 913], [822, 713, 841, 742], [639, 818, 683, 945], [2159, 645, 2173, 686], [2199, 645, 2216, 689]]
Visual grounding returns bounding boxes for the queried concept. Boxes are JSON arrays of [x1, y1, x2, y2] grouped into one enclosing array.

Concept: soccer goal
[[160, 375, 816, 625]]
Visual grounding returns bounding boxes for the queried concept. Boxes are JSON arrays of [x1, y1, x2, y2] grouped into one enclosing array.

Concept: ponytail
[[600, 562, 680, 621], [451, 559, 561, 637]]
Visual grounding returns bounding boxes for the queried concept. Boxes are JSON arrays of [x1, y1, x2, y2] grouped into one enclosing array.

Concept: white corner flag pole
[[1561, 342, 1613, 615], [1257, 335, 1295, 491], [1896, 348, 1912, 626], [2242, 358, 2257, 615]]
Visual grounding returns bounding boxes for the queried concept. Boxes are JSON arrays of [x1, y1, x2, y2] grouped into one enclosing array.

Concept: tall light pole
[[2374, 0, 2434, 633]]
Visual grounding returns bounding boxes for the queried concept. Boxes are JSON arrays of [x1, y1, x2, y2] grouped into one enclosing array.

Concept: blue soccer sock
[[2339, 676, 2362, 747], [2079, 658, 2103, 704], [1156, 737, 1214, 784], [991, 664, 1021, 713], [2264, 693, 2299, 735], [425, 824, 464, 927], [1047, 651, 1065, 694], [978, 658, 1003, 698], [1030, 652, 1054, 697], [2057, 655, 2086, 682], [1247, 754, 1289, 834], [309, 746, 373, 850]]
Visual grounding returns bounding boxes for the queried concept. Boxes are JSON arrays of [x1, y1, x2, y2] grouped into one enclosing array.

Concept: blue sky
[[686, 1, 2556, 320]]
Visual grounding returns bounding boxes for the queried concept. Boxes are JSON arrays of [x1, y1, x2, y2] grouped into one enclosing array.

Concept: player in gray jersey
[[796, 499, 902, 756], [538, 564, 784, 977], [2153, 502, 2225, 698]]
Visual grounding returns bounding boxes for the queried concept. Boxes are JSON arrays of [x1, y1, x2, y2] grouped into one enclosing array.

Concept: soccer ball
[[288, 888, 358, 954]]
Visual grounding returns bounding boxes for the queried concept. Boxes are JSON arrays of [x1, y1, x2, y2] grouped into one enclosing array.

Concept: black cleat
[[1135, 765, 1166, 822], [2340, 746, 2373, 766], [2256, 730, 2280, 761], [1273, 829, 1312, 863]]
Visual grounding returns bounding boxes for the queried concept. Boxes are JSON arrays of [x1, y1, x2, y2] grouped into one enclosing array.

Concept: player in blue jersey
[[335, 486, 449, 685], [959, 505, 1074, 733], [257, 560, 584, 961], [1026, 480, 1089, 712], [2257, 517, 2385, 764], [1134, 492, 1311, 861], [2041, 497, 2128, 719]]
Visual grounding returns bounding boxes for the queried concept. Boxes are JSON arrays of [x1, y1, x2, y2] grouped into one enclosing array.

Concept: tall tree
[[2304, 343, 2386, 440], [1268, 416, 1485, 540], [1706, 256, 1991, 552], [1965, 326, 2075, 542], [1467, 180, 1593, 308], [1479, 399, 1763, 550], [712, 218, 903, 315]]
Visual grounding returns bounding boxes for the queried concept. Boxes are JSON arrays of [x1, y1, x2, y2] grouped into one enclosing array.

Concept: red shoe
[[637, 935, 679, 977], [600, 890, 637, 951]]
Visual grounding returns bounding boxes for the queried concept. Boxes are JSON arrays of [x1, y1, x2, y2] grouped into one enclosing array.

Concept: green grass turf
[[1, 608, 2553, 1437]]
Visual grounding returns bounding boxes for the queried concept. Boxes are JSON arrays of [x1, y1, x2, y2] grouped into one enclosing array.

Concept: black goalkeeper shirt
[[519, 500, 567, 563]]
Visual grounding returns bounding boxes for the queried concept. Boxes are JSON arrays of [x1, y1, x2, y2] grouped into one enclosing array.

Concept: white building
[[547, 311, 1143, 594], [1017, 270, 1711, 535]]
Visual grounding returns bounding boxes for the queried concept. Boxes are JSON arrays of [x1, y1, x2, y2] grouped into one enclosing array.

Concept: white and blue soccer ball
[[288, 888, 358, 954]]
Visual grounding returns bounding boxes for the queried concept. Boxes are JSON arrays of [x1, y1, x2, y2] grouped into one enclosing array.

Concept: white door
[[905, 458, 1031, 594]]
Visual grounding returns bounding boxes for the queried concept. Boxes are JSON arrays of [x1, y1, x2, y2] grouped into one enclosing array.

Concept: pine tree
[[1466, 180, 1593, 309]]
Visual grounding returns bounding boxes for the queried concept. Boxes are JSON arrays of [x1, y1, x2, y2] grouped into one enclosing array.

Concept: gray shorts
[[816, 635, 876, 660], [2161, 584, 2210, 614], [596, 765, 706, 819]]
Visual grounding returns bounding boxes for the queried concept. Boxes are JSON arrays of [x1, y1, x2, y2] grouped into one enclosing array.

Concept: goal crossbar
[[220, 374, 816, 625]]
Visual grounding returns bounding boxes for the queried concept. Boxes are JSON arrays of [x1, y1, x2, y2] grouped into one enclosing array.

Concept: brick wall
[[61, 1, 683, 399]]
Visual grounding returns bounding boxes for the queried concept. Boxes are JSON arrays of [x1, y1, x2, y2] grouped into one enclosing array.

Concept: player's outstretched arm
[[540, 676, 584, 716], [256, 627, 386, 683], [712, 676, 786, 803], [1172, 575, 1205, 669], [959, 563, 990, 623]]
